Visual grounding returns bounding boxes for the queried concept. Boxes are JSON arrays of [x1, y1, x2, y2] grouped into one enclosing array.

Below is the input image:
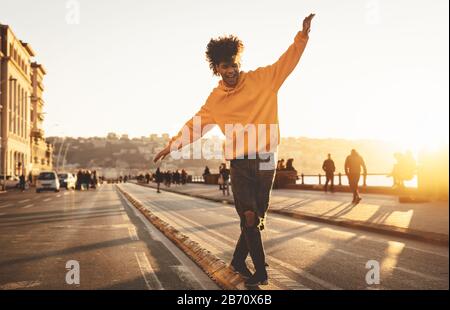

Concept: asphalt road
[[0, 185, 219, 290], [119, 183, 449, 290]]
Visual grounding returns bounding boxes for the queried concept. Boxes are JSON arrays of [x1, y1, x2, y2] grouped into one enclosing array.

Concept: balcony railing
[[31, 128, 44, 139]]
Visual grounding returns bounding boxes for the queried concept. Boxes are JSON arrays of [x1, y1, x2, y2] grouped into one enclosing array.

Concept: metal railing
[[298, 172, 417, 188], [190, 173, 418, 188], [191, 175, 205, 183]]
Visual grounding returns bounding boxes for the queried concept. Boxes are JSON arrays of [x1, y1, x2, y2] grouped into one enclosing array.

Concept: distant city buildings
[[0, 24, 53, 178], [47, 133, 222, 174]]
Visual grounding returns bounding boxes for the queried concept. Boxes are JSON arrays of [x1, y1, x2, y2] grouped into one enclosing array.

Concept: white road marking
[[267, 267, 310, 290], [335, 248, 365, 258], [271, 215, 314, 227], [22, 204, 34, 209], [134, 252, 163, 290], [0, 203, 12, 209], [18, 199, 30, 203], [366, 286, 381, 290], [393, 266, 447, 282], [56, 194, 61, 198], [128, 226, 139, 241], [169, 265, 204, 289], [0, 213, 5, 216], [43, 198, 52, 202], [269, 256, 342, 290]]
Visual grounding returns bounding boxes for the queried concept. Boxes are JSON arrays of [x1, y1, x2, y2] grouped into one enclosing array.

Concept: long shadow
[[115, 192, 185, 267], [116, 191, 238, 286], [132, 183, 450, 289], [320, 201, 354, 217], [366, 207, 396, 225], [281, 199, 314, 210], [176, 221, 237, 234], [142, 199, 211, 212], [0, 210, 123, 228], [0, 206, 121, 221], [328, 202, 357, 218], [0, 205, 122, 220], [264, 224, 326, 250], [0, 237, 133, 268]]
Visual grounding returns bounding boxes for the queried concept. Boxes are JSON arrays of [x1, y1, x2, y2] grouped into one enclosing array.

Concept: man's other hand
[[153, 144, 171, 163]]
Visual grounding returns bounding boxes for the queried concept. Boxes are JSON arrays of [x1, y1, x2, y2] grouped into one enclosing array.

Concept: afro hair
[[205, 35, 244, 75]]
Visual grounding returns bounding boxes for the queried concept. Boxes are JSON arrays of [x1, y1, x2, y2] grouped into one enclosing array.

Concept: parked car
[[58, 172, 76, 190], [36, 171, 60, 193], [0, 175, 20, 189]]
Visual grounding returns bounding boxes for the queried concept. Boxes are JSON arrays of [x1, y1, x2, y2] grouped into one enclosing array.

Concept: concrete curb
[[115, 185, 247, 290], [137, 183, 449, 246]]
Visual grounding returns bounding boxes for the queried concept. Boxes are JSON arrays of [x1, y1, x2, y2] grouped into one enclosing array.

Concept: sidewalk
[[137, 182, 449, 245]]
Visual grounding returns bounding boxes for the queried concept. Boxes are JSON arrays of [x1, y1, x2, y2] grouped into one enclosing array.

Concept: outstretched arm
[[153, 101, 215, 163], [258, 14, 315, 92], [344, 158, 350, 176]]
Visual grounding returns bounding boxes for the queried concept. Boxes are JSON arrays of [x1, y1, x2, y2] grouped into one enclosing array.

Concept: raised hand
[[302, 13, 315, 37]]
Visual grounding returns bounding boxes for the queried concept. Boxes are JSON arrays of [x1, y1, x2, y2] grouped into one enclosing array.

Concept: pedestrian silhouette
[[219, 163, 230, 196], [390, 151, 416, 189], [345, 149, 367, 204], [322, 153, 336, 192], [155, 168, 163, 193]]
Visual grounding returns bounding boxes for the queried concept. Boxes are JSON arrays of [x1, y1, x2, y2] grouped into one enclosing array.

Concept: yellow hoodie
[[171, 31, 309, 159]]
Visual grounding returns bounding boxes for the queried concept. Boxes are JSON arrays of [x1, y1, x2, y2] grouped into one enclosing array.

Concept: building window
[[20, 88, 24, 138], [24, 91, 28, 138], [8, 78, 12, 133]]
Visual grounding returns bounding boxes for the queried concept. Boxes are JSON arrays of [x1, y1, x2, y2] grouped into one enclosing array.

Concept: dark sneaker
[[244, 273, 268, 287], [230, 263, 253, 279]]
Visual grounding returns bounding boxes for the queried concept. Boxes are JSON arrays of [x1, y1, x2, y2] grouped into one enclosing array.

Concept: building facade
[[0, 24, 52, 178], [30, 62, 53, 174]]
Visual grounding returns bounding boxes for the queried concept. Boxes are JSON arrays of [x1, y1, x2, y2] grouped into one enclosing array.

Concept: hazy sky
[[1, 0, 448, 151]]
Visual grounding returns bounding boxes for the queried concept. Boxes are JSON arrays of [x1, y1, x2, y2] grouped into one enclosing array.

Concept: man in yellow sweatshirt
[[154, 13, 314, 287]]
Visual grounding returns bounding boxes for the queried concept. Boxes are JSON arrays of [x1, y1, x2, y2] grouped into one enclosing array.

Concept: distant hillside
[[47, 135, 402, 175]]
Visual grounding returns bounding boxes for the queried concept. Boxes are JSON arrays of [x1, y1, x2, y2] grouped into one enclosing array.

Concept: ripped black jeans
[[229, 154, 276, 276]]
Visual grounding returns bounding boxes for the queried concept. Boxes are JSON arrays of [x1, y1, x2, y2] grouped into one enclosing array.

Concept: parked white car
[[36, 171, 60, 193], [0, 175, 20, 190], [58, 172, 76, 190]]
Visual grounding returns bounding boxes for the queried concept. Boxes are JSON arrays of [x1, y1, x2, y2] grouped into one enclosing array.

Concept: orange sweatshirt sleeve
[[257, 31, 309, 92], [169, 97, 216, 148]]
